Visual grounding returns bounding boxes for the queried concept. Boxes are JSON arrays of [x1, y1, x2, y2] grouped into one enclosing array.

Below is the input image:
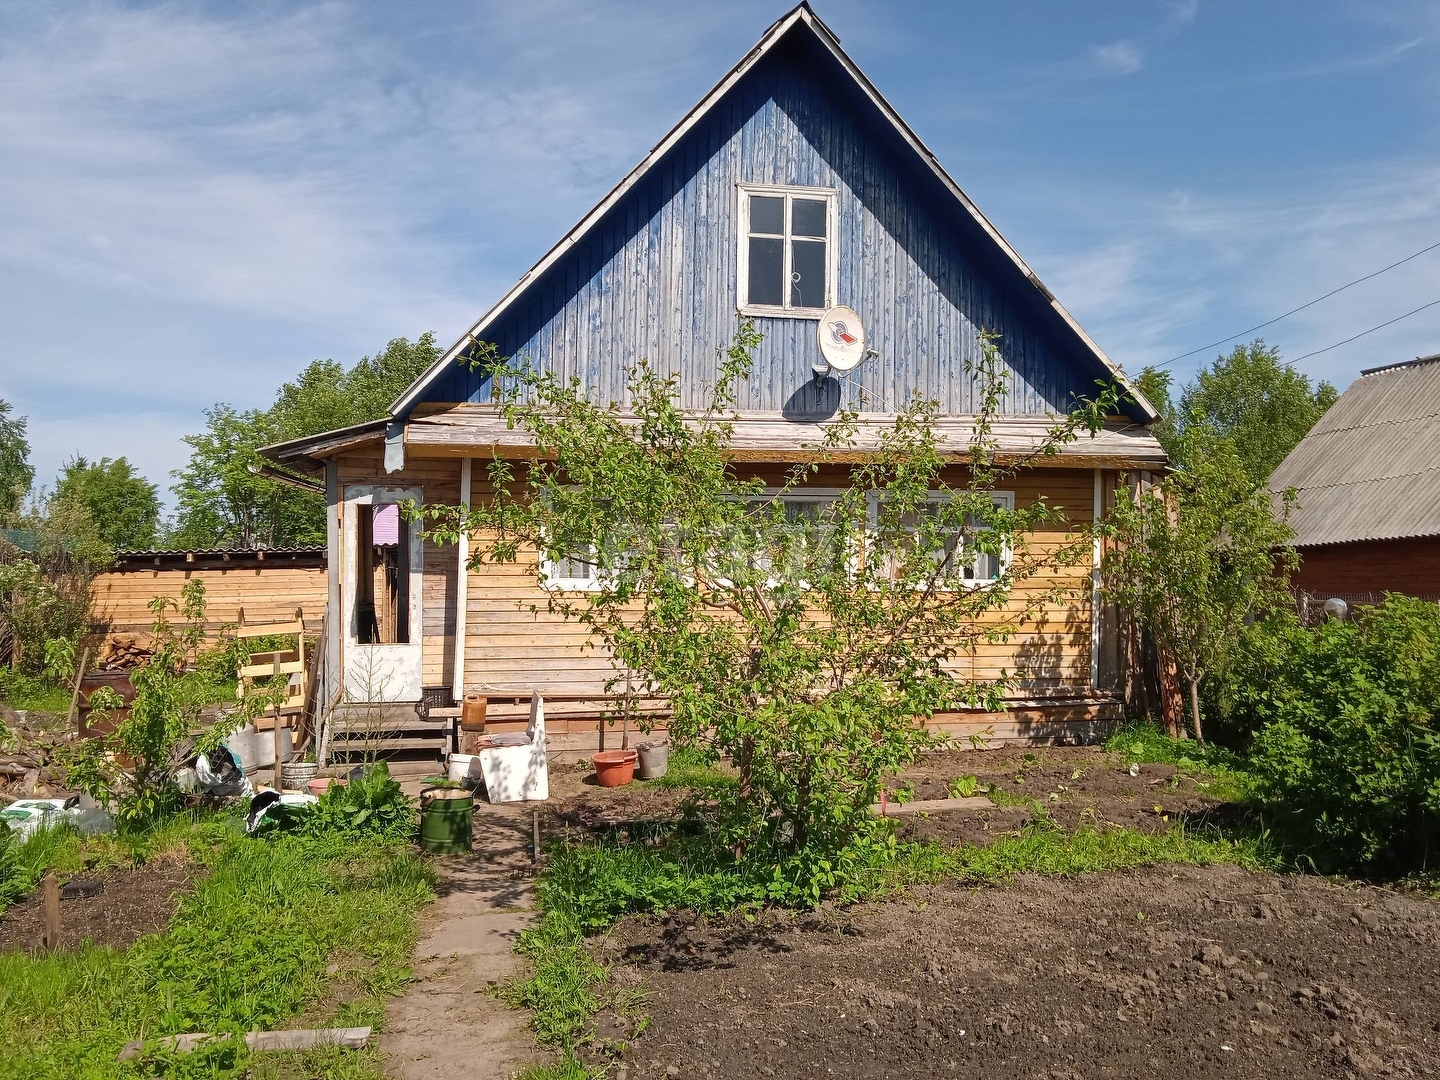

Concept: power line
[[1287, 298, 1440, 365], [1157, 238, 1440, 369]]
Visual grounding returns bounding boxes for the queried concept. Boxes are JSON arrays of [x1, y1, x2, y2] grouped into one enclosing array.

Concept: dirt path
[[382, 803, 547, 1080]]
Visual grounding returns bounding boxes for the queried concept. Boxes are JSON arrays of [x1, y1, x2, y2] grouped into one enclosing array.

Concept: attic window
[[737, 185, 836, 317]]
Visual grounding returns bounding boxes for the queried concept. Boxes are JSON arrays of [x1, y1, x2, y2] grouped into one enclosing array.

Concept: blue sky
[[3, 0, 1439, 499]]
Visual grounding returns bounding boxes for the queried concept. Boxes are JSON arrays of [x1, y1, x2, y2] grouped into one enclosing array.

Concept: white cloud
[[1091, 41, 1145, 77]]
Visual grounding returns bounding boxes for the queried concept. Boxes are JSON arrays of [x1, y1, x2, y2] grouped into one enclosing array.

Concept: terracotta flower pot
[[307, 777, 346, 796], [593, 749, 638, 788]]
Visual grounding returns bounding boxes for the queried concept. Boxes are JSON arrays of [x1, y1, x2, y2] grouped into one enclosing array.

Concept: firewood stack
[[0, 712, 72, 794], [95, 635, 155, 671]]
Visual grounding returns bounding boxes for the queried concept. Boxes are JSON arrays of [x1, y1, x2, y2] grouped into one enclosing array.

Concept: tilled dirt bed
[[888, 747, 1231, 847], [595, 864, 1440, 1080], [0, 853, 195, 953]]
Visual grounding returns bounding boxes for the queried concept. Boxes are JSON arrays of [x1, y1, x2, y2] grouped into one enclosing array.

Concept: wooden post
[[66, 646, 91, 734], [532, 810, 541, 864], [273, 652, 284, 789], [42, 873, 60, 950]]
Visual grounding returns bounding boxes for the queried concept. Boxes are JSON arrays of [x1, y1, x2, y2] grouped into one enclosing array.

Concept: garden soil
[[0, 854, 194, 952], [594, 863, 1440, 1079]]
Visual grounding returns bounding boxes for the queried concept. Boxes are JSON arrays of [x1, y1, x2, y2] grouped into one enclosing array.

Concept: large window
[[874, 491, 1016, 587], [737, 185, 836, 316]]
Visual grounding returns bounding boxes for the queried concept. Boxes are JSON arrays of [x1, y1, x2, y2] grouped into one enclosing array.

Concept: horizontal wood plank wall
[[458, 465, 1097, 699], [92, 566, 328, 640], [1292, 536, 1440, 598], [336, 449, 462, 692]]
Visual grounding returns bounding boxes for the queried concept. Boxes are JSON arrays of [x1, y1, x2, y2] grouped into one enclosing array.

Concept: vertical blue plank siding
[[428, 45, 1107, 417]]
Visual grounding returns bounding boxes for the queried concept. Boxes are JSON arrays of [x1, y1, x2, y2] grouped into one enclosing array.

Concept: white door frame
[[341, 485, 424, 703]]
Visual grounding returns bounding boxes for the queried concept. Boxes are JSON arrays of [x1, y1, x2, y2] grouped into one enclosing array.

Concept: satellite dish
[[817, 305, 867, 373]]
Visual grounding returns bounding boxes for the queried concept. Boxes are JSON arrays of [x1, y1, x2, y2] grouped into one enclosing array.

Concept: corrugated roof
[[1270, 355, 1440, 546]]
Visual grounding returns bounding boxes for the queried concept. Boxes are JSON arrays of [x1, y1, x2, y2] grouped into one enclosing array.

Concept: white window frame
[[868, 490, 1016, 588], [539, 544, 606, 592], [740, 489, 853, 586], [736, 183, 838, 319]]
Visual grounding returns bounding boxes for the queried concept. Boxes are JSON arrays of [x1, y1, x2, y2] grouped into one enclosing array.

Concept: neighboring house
[[1270, 353, 1440, 603], [261, 4, 1166, 752]]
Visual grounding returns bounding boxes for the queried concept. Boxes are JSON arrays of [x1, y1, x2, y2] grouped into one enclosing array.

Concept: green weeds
[[0, 818, 434, 1079], [1105, 720, 1255, 803], [891, 818, 1278, 887], [648, 746, 737, 796]]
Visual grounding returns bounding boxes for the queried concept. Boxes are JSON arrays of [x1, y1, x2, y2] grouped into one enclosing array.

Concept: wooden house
[[1270, 353, 1440, 604], [261, 4, 1166, 756]]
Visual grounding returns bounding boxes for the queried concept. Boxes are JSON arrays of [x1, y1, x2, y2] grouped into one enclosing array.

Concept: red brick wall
[[1292, 536, 1440, 598]]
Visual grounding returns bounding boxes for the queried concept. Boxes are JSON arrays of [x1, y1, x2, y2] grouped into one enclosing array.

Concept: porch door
[[342, 486, 424, 702]]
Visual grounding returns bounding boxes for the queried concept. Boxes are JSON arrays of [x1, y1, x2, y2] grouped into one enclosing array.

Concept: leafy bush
[[0, 497, 108, 676], [296, 763, 415, 843], [1240, 597, 1440, 870], [428, 324, 1119, 899]]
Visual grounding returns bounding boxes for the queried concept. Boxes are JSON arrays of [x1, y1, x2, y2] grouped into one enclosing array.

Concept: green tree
[[0, 494, 109, 675], [53, 455, 161, 551], [169, 333, 440, 548], [170, 404, 319, 550], [1133, 365, 1175, 450], [0, 398, 33, 522], [1178, 340, 1337, 484], [1103, 423, 1298, 743], [425, 324, 1117, 892]]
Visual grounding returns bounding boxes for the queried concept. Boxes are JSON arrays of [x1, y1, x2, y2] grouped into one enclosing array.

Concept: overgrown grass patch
[[0, 818, 434, 1079], [890, 818, 1279, 888], [648, 746, 737, 796], [1105, 720, 1255, 803], [0, 670, 73, 715]]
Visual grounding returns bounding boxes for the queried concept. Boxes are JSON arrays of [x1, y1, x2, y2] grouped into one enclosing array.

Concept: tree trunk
[[1188, 677, 1204, 746]]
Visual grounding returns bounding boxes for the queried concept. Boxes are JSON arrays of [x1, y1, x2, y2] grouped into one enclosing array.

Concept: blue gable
[[412, 10, 1146, 423]]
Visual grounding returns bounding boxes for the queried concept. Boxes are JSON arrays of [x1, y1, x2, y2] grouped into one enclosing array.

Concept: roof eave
[[257, 417, 389, 473]]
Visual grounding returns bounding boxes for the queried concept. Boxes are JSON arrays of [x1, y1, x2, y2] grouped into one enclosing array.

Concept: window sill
[[738, 304, 826, 321]]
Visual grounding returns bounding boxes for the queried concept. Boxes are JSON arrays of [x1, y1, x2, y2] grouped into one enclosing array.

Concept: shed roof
[[1269, 354, 1440, 547]]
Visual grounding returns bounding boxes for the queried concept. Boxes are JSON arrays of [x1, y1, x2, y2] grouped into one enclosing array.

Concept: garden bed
[[0, 853, 196, 953], [533, 744, 1238, 848], [594, 863, 1440, 1079], [888, 746, 1237, 847]]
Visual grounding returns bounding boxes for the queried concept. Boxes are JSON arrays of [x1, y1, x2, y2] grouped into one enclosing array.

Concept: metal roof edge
[[1359, 352, 1440, 377], [257, 417, 388, 465], [388, 3, 1159, 426]]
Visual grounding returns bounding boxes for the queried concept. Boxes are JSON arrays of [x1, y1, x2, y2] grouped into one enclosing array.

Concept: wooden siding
[[1292, 536, 1440, 598], [458, 466, 1100, 698], [92, 565, 328, 641], [420, 38, 1110, 419]]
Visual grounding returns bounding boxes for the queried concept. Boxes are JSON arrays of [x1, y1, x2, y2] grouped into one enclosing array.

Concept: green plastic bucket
[[419, 786, 473, 854]]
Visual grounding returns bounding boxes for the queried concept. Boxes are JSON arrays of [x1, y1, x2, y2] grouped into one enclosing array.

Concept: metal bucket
[[419, 786, 473, 854], [636, 743, 669, 780]]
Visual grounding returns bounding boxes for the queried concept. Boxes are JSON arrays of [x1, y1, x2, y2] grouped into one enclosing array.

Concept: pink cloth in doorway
[[372, 503, 400, 546]]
